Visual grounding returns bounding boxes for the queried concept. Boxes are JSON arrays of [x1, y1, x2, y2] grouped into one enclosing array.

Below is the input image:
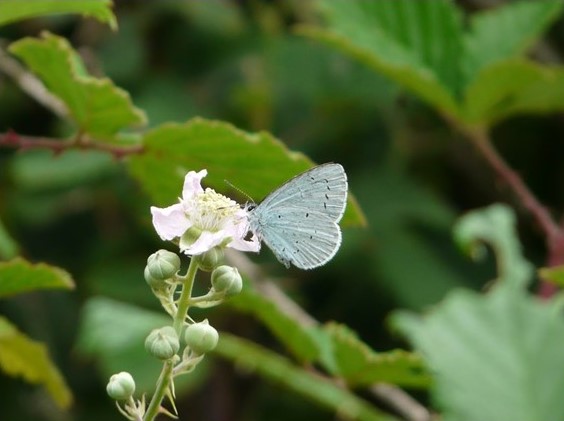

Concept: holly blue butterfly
[[247, 163, 348, 269]]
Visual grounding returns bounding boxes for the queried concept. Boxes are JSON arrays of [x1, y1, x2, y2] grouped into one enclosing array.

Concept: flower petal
[[182, 169, 207, 201], [181, 231, 226, 255], [151, 204, 191, 240]]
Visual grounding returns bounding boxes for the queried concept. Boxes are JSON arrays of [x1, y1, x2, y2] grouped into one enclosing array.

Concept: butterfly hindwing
[[258, 208, 342, 269]]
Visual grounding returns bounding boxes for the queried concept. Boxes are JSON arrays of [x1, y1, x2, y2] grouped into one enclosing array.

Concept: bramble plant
[[2, 1, 564, 421], [114, 170, 253, 420]]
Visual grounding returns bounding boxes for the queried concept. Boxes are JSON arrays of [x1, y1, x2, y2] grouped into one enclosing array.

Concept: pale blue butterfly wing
[[248, 163, 348, 269]]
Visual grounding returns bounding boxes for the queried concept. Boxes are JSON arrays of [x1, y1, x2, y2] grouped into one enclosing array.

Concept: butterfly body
[[247, 163, 348, 269]]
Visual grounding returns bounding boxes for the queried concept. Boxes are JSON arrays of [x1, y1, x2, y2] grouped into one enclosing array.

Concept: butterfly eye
[[246, 204, 257, 211]]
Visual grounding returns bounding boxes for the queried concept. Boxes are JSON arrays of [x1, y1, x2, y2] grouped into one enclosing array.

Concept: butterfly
[[247, 163, 348, 269]]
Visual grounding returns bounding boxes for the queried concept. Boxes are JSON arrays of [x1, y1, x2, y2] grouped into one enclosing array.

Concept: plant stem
[[173, 258, 198, 333], [143, 360, 174, 421], [0, 131, 143, 158], [143, 258, 199, 421], [468, 128, 560, 240], [462, 126, 564, 297]]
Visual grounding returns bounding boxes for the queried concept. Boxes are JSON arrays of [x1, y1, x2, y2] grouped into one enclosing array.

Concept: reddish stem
[[0, 131, 144, 159], [465, 127, 564, 297]]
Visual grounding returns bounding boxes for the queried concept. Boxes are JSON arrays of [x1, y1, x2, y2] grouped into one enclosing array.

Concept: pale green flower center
[[184, 188, 239, 232]]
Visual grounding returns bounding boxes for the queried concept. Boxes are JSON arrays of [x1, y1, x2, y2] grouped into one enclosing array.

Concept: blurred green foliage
[[1, 1, 564, 420], [394, 204, 564, 421]]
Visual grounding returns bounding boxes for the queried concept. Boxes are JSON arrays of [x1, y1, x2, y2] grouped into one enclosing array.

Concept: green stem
[[143, 258, 199, 421], [143, 360, 174, 421], [173, 258, 198, 333]]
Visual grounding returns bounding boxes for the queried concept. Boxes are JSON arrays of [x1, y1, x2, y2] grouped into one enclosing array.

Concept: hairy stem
[[467, 128, 560, 240], [143, 258, 199, 421], [173, 258, 198, 333], [461, 126, 564, 296], [0, 132, 143, 158], [143, 360, 174, 421]]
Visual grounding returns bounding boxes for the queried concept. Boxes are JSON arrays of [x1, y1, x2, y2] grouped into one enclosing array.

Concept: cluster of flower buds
[[109, 170, 251, 420], [108, 244, 243, 419]]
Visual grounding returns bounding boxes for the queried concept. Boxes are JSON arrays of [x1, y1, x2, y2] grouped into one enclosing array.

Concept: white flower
[[151, 170, 260, 256]]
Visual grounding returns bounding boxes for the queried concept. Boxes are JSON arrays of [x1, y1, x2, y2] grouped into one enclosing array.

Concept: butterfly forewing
[[248, 163, 348, 270], [257, 163, 348, 223]]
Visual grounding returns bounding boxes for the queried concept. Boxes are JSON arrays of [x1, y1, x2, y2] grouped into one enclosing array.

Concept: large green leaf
[[393, 286, 564, 421], [391, 205, 557, 421], [228, 288, 320, 363], [320, 323, 430, 388], [462, 59, 564, 126], [0, 316, 72, 408], [298, 0, 462, 117], [128, 117, 365, 226], [214, 332, 398, 421], [302, 0, 564, 128], [0, 257, 74, 298], [230, 283, 429, 387], [462, 0, 564, 83], [0, 0, 116, 28], [9, 32, 146, 138]]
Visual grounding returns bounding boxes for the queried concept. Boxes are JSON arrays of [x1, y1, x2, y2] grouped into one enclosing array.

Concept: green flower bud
[[211, 265, 242, 296], [184, 320, 219, 354], [106, 371, 135, 400], [194, 247, 224, 272], [145, 326, 180, 360], [144, 266, 167, 290], [146, 250, 181, 282]]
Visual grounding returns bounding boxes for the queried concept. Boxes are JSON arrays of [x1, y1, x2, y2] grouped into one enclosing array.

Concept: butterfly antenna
[[224, 179, 255, 205]]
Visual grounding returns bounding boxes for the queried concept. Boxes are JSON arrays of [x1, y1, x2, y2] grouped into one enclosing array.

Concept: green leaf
[[301, 0, 564, 128], [76, 297, 204, 393], [462, 59, 564, 126], [392, 285, 564, 421], [0, 0, 117, 29], [0, 257, 74, 298], [298, 0, 462, 117], [128, 117, 365, 226], [320, 322, 430, 388], [9, 32, 146, 138], [392, 204, 555, 420], [462, 0, 564, 83], [0, 218, 19, 260], [214, 332, 398, 421], [228, 288, 320, 363], [0, 316, 72, 408], [453, 204, 533, 288], [539, 265, 564, 287]]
